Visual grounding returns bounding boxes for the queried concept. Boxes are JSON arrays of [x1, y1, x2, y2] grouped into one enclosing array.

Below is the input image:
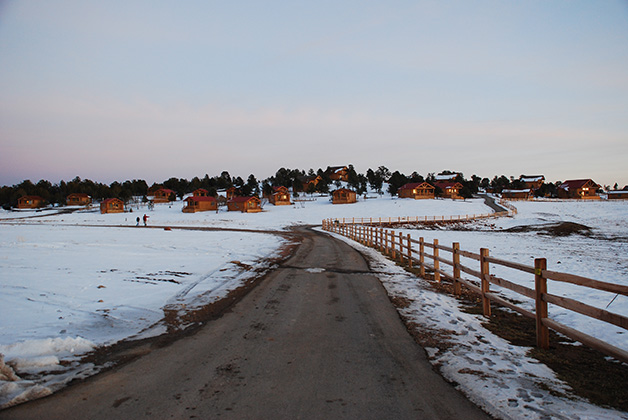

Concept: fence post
[[535, 258, 550, 349], [480, 248, 491, 317], [407, 234, 412, 268], [453, 242, 461, 296], [419, 237, 425, 277], [434, 239, 440, 282], [384, 229, 389, 255], [399, 232, 404, 263], [391, 230, 396, 260]]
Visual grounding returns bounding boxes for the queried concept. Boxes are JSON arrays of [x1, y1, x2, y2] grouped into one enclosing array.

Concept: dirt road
[[3, 228, 490, 420]]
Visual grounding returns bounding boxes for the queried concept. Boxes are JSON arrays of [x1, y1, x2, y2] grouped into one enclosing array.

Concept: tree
[[366, 168, 384, 194], [347, 165, 361, 191], [387, 171, 408, 196], [242, 174, 259, 196]]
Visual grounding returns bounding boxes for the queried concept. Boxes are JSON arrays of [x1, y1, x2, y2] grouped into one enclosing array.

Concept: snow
[[1, 194, 627, 418]]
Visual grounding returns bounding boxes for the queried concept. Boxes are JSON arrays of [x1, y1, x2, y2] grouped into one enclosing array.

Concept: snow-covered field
[[1, 194, 627, 418], [392, 200, 628, 352]]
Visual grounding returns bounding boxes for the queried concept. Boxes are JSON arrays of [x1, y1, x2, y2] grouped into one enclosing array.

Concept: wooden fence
[[322, 219, 628, 363], [328, 209, 516, 227]]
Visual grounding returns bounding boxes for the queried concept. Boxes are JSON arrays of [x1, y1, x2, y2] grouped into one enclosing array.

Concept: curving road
[[3, 228, 490, 420]]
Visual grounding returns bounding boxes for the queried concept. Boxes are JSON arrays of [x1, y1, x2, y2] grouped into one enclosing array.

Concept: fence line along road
[[329, 208, 517, 228], [322, 219, 628, 364]]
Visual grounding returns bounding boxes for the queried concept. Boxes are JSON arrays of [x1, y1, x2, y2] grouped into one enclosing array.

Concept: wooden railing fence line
[[322, 219, 628, 364], [328, 209, 517, 228]]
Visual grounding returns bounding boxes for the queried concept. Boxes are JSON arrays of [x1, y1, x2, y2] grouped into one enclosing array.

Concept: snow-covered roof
[[502, 189, 531, 193], [434, 173, 458, 181], [520, 175, 544, 182]]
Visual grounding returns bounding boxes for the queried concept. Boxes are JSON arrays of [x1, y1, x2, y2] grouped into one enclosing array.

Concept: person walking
[[143, 214, 149, 226], [136, 216, 140, 226]]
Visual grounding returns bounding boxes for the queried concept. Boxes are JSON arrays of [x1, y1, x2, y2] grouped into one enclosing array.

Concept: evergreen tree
[[387, 171, 408, 196]]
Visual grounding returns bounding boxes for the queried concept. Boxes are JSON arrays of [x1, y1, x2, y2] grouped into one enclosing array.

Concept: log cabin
[[66, 193, 92, 206], [153, 188, 176, 203], [192, 188, 209, 197], [269, 186, 291, 205], [17, 196, 45, 209], [332, 188, 357, 204], [182, 196, 218, 212], [297, 175, 322, 192], [100, 198, 124, 214], [433, 181, 463, 199], [607, 188, 628, 200], [227, 196, 262, 213], [326, 166, 349, 182], [226, 187, 238, 200], [501, 189, 533, 200], [397, 182, 435, 199], [557, 179, 600, 200], [519, 175, 545, 191]]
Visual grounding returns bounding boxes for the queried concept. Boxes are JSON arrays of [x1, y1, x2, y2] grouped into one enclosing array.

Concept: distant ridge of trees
[[0, 166, 592, 209]]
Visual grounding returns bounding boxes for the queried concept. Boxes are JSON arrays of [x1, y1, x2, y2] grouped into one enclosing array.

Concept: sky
[[1, 0, 627, 187]]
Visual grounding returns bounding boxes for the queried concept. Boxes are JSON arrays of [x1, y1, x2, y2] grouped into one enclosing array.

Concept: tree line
[[0, 166, 588, 209]]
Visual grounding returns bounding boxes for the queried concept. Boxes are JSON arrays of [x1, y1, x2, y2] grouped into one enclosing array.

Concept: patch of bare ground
[[385, 263, 628, 412]]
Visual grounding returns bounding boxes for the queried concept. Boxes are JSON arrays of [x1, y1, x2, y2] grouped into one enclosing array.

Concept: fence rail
[[322, 219, 628, 363], [329, 209, 517, 227]]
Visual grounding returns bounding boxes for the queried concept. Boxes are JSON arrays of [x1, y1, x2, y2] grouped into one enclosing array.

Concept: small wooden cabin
[[226, 187, 238, 200], [66, 193, 92, 206], [193, 188, 209, 197], [183, 196, 218, 213], [227, 196, 262, 213], [153, 188, 176, 203], [433, 181, 463, 199], [17, 196, 45, 209], [100, 198, 124, 214], [398, 182, 435, 199], [501, 189, 533, 200], [608, 191, 628, 200], [269, 186, 291, 206], [326, 166, 349, 182], [332, 188, 357, 204], [297, 175, 322, 192], [520, 175, 545, 191], [558, 179, 600, 200], [608, 188, 628, 200]]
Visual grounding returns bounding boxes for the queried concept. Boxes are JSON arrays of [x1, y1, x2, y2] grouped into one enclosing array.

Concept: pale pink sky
[[1, 1, 627, 187]]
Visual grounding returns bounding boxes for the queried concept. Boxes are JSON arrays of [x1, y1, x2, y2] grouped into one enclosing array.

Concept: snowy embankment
[[1, 195, 627, 418]]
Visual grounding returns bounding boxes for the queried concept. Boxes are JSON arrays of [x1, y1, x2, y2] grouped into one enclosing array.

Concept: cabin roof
[[101, 198, 123, 204], [559, 179, 598, 190], [399, 182, 433, 190], [433, 181, 463, 189], [434, 173, 459, 181], [520, 175, 545, 182], [333, 188, 355, 194], [228, 196, 260, 203], [185, 196, 216, 202], [502, 189, 531, 193]]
